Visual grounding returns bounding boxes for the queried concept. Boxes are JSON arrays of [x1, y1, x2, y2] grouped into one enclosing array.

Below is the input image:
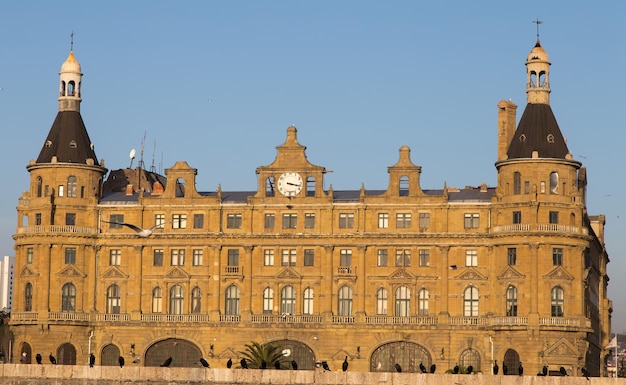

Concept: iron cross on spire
[[70, 31, 74, 51], [533, 18, 543, 39]]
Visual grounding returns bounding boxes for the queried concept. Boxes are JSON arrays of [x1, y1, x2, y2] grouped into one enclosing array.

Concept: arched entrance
[[101, 344, 121, 366], [370, 341, 432, 373], [57, 343, 77, 365], [20, 342, 32, 363], [503, 348, 520, 375], [269, 340, 316, 370], [145, 338, 202, 367]]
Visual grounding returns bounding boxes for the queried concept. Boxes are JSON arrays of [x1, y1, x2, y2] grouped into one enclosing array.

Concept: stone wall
[[0, 364, 623, 385]]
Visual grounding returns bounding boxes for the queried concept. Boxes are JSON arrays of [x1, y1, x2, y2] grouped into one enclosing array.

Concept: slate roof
[[36, 111, 99, 165], [506, 103, 569, 159]]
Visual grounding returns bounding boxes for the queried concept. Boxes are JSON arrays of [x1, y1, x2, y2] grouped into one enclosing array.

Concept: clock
[[277, 172, 303, 196]]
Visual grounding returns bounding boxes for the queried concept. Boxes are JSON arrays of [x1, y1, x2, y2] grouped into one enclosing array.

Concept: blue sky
[[1, 1, 625, 328]]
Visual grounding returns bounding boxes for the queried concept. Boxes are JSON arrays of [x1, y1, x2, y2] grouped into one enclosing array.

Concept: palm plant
[[238, 341, 285, 369]]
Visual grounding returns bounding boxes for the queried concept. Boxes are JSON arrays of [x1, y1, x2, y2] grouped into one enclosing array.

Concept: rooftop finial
[[70, 31, 74, 51], [532, 18, 543, 40]]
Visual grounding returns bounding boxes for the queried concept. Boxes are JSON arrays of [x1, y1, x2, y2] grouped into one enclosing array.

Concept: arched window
[[61, 283, 76, 312], [67, 81, 76, 96], [337, 285, 352, 316], [101, 344, 121, 366], [376, 288, 388, 315], [303, 287, 314, 315], [399, 176, 409, 196], [506, 285, 517, 316], [191, 287, 201, 313], [281, 285, 296, 315], [25, 283, 33, 312], [175, 178, 185, 197], [418, 288, 429, 316], [169, 285, 184, 314], [550, 172, 559, 194], [460, 348, 481, 372], [513, 172, 521, 195], [225, 285, 240, 315], [395, 286, 411, 317], [551, 286, 564, 316], [36, 177, 43, 197], [106, 284, 121, 314], [463, 286, 479, 317], [67, 176, 77, 198], [152, 287, 162, 313], [263, 287, 273, 314]]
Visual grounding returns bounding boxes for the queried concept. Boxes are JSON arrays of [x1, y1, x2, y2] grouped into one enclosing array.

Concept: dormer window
[[518, 134, 526, 142], [547, 134, 555, 143], [69, 140, 77, 148], [45, 140, 52, 148]]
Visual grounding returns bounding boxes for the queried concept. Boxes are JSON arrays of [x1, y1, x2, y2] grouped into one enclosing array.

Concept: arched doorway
[[101, 344, 121, 366], [370, 341, 432, 373], [20, 342, 32, 364], [503, 348, 520, 375], [269, 340, 316, 370], [145, 338, 202, 367], [57, 343, 77, 365]]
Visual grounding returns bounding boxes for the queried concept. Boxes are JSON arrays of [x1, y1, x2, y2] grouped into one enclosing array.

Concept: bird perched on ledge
[[103, 220, 166, 238]]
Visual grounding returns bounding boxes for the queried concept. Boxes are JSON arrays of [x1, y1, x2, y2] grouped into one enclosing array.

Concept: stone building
[[10, 39, 611, 376]]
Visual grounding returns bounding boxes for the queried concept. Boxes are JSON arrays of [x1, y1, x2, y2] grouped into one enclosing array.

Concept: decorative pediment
[[497, 266, 525, 280], [56, 265, 86, 278], [544, 338, 579, 357], [455, 267, 487, 280], [20, 265, 39, 277], [389, 268, 415, 280], [276, 268, 301, 280], [544, 266, 575, 281], [101, 267, 129, 279], [164, 267, 190, 279]]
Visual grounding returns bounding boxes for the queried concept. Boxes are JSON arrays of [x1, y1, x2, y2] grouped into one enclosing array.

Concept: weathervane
[[533, 18, 543, 39]]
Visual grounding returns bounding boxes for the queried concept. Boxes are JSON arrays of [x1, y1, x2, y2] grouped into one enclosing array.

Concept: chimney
[[125, 184, 134, 196], [497, 100, 517, 161]]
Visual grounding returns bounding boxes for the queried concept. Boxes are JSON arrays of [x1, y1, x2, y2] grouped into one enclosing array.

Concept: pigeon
[[493, 360, 498, 375], [118, 356, 125, 368], [227, 358, 232, 368], [161, 357, 172, 367], [503, 364, 508, 375], [133, 358, 141, 364], [199, 357, 209, 368], [274, 360, 281, 369], [240, 358, 248, 369], [453, 363, 459, 374], [291, 360, 297, 370], [89, 353, 95, 367], [560, 366, 568, 376], [542, 365, 548, 376], [35, 354, 42, 365], [430, 364, 436, 373], [467, 365, 473, 374], [420, 362, 427, 373], [49, 353, 57, 365], [322, 361, 331, 371], [582, 367, 589, 380], [342, 356, 348, 372], [395, 363, 402, 372], [103, 220, 166, 238], [518, 361, 523, 376], [261, 360, 267, 369]]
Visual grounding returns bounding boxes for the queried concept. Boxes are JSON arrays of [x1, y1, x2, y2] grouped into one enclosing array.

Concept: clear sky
[[1, 1, 624, 329]]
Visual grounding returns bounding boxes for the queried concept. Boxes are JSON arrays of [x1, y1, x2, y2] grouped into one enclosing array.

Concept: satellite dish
[[129, 148, 137, 169]]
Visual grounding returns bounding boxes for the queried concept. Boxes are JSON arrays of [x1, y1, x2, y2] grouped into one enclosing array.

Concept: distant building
[[10, 38, 611, 376], [0, 255, 15, 311]]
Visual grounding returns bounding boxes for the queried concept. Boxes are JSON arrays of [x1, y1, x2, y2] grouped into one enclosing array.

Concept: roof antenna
[[150, 140, 157, 173], [138, 131, 146, 170], [533, 18, 543, 40], [70, 31, 75, 51]]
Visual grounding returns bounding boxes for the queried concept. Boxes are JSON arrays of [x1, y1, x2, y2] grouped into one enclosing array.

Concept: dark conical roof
[[506, 103, 569, 159], [36, 110, 99, 164]]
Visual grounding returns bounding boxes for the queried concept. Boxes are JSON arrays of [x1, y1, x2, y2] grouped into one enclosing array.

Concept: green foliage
[[238, 341, 286, 369]]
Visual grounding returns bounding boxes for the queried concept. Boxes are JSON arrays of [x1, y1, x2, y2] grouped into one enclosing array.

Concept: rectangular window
[[65, 248, 76, 264], [419, 249, 429, 267], [282, 214, 297, 229], [155, 214, 165, 227], [193, 214, 204, 229], [109, 214, 124, 228], [513, 211, 522, 224], [378, 213, 389, 228], [396, 213, 412, 228], [524, 181, 530, 194], [464, 213, 480, 228], [264, 214, 275, 229], [153, 249, 164, 266], [339, 213, 355, 229], [109, 249, 121, 266], [264, 249, 274, 266], [466, 250, 478, 267], [192, 249, 203, 266], [172, 214, 187, 229], [35, 213, 42, 225], [281, 249, 296, 266], [507, 248, 517, 266], [395, 249, 411, 267], [419, 213, 430, 229], [340, 249, 352, 266], [27, 247, 34, 264], [226, 214, 242, 229], [171, 249, 185, 266], [549, 211, 559, 224], [304, 249, 314, 266], [552, 248, 563, 266], [227, 249, 239, 266], [65, 213, 76, 226], [377, 249, 388, 267], [304, 213, 315, 229]]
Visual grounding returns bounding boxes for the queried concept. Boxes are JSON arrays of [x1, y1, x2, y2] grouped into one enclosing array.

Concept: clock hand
[[286, 182, 301, 186]]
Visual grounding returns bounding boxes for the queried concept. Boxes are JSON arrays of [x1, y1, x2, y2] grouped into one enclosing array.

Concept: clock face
[[277, 172, 303, 196]]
